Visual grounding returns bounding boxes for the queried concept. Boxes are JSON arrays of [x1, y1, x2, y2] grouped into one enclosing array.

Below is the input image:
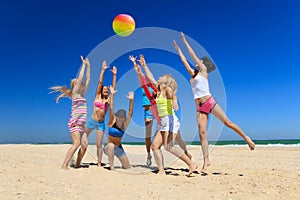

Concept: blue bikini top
[[108, 122, 125, 138]]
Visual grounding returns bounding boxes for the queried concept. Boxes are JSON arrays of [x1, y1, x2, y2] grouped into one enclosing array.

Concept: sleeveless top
[[108, 122, 125, 138], [156, 94, 174, 117], [191, 74, 211, 99], [141, 86, 154, 107]]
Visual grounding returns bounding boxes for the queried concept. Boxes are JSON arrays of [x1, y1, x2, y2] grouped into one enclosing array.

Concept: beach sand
[[0, 144, 299, 199]]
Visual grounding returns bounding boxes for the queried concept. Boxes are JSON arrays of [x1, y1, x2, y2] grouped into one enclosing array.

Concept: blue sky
[[0, 0, 299, 143]]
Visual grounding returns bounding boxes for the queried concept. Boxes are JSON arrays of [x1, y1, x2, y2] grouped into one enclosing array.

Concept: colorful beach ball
[[112, 14, 135, 37]]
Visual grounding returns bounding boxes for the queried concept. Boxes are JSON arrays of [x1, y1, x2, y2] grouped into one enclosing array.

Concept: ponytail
[[49, 79, 76, 103], [49, 86, 72, 103]]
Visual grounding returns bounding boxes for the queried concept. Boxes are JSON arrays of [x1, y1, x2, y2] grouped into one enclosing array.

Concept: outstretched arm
[[173, 40, 194, 76], [181, 32, 207, 74], [96, 60, 109, 96], [123, 91, 134, 130], [73, 55, 87, 94], [82, 57, 90, 95], [110, 66, 117, 90], [139, 54, 158, 86], [129, 55, 144, 83], [108, 85, 117, 126]]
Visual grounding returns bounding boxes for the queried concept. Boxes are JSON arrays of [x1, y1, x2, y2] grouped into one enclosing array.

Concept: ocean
[[2, 139, 300, 147], [120, 139, 300, 146]]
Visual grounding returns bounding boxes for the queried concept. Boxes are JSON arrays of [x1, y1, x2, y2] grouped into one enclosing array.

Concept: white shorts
[[170, 114, 180, 134], [156, 115, 170, 132], [156, 114, 180, 133]]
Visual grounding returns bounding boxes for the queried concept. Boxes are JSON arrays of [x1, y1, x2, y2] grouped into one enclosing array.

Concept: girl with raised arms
[[103, 86, 134, 170], [129, 54, 197, 176], [49, 56, 90, 169], [174, 32, 255, 172], [76, 61, 117, 168]]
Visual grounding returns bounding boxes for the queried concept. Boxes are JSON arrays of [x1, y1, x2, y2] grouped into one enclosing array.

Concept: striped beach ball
[[112, 14, 135, 37]]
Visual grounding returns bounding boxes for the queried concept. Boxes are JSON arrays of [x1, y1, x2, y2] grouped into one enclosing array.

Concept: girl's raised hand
[[126, 91, 134, 100], [138, 54, 146, 66], [109, 85, 117, 94], [110, 66, 117, 75], [102, 60, 110, 70]]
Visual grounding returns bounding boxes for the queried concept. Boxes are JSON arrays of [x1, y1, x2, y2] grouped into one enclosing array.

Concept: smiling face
[[101, 86, 109, 97]]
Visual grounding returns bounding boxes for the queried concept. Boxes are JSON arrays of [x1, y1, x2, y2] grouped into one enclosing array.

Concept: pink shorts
[[197, 96, 216, 114]]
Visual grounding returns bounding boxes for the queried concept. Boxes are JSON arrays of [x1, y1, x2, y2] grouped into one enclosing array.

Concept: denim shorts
[[85, 118, 105, 131]]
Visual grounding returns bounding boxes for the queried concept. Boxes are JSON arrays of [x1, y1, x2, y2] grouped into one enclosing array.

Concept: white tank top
[[191, 74, 211, 99]]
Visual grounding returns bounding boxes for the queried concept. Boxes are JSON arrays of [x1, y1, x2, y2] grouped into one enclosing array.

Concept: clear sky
[[0, 0, 299, 143]]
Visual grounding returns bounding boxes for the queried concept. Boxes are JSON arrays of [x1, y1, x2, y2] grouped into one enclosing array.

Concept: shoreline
[[2, 143, 300, 148]]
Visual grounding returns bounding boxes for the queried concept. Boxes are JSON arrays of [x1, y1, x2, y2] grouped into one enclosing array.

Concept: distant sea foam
[[1, 139, 300, 147]]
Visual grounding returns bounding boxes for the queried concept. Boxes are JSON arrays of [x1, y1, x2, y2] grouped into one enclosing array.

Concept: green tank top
[[156, 94, 174, 117]]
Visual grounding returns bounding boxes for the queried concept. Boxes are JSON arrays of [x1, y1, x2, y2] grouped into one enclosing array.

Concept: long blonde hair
[[49, 78, 76, 103], [164, 74, 178, 94]]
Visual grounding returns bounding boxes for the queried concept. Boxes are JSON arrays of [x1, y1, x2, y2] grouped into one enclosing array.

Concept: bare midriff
[[144, 105, 151, 110], [107, 135, 121, 146], [194, 95, 212, 105], [92, 108, 106, 122]]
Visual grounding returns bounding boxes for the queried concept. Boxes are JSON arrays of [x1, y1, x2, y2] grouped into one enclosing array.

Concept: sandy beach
[[0, 144, 299, 199]]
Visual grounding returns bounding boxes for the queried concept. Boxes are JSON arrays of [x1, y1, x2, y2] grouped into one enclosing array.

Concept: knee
[[151, 143, 160, 151], [106, 143, 114, 152], [199, 130, 207, 139], [224, 119, 234, 127], [122, 165, 130, 169], [122, 161, 131, 169], [97, 142, 103, 148], [73, 142, 81, 149], [81, 141, 88, 150]]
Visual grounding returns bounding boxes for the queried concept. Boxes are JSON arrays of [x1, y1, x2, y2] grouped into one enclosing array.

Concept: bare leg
[[104, 143, 115, 170], [197, 112, 210, 172], [151, 131, 165, 175], [76, 128, 93, 167], [96, 130, 105, 167], [118, 155, 131, 169], [145, 119, 153, 166], [61, 131, 81, 169], [211, 104, 255, 150], [75, 132, 88, 167], [175, 131, 192, 160], [166, 133, 198, 176]]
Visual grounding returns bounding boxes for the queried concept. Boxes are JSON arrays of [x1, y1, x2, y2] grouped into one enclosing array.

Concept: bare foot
[[201, 161, 210, 173], [157, 169, 166, 175], [246, 136, 255, 150], [187, 163, 198, 177], [61, 166, 69, 170], [110, 166, 115, 171]]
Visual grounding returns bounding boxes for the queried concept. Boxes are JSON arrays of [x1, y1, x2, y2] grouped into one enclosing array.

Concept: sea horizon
[[1, 139, 300, 146]]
